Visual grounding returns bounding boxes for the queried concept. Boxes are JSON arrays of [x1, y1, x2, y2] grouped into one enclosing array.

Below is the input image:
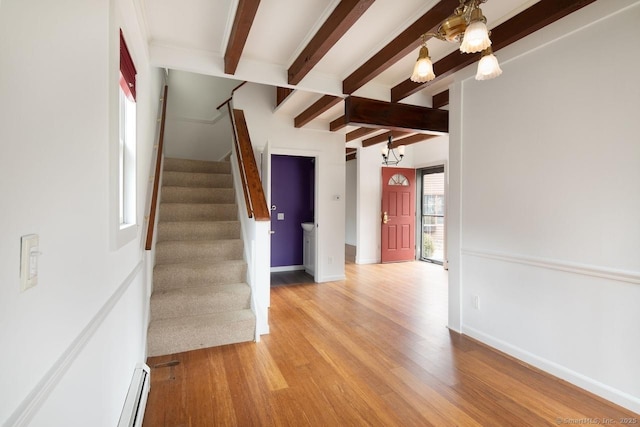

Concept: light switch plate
[[20, 234, 39, 291], [277, 213, 285, 220]]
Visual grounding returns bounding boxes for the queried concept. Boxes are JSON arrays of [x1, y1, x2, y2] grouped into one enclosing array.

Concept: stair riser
[[155, 241, 244, 265], [161, 187, 235, 204], [159, 204, 237, 222], [164, 158, 231, 174], [157, 221, 241, 242], [153, 263, 247, 291], [163, 171, 232, 188], [147, 313, 255, 357], [151, 287, 250, 322]]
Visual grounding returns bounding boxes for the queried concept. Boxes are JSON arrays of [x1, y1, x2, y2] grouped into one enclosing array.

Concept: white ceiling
[[140, 0, 539, 135]]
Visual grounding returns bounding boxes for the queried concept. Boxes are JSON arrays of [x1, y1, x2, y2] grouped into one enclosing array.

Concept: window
[[388, 173, 409, 186], [119, 30, 136, 229]]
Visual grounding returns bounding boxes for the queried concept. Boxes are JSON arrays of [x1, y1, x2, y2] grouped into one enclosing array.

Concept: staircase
[[147, 157, 255, 357]]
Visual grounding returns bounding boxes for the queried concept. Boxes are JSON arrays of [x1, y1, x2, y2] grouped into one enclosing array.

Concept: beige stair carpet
[[147, 157, 255, 357]]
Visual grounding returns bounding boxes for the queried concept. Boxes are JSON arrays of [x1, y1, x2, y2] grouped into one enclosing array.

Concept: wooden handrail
[[145, 85, 169, 250], [228, 103, 253, 219], [217, 82, 247, 110], [230, 108, 270, 221]]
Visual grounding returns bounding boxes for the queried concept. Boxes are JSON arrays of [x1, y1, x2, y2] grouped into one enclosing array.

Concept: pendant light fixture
[[410, 35, 435, 83], [475, 46, 502, 80], [410, 0, 502, 82], [381, 136, 405, 166]]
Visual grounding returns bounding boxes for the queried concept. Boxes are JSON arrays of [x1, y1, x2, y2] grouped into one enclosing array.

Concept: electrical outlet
[[473, 295, 480, 310]]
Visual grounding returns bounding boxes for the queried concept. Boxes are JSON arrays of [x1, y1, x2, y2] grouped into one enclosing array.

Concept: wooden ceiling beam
[[342, 0, 460, 94], [345, 127, 377, 142], [345, 96, 448, 133], [432, 90, 449, 109], [224, 0, 261, 75], [330, 116, 347, 131], [276, 87, 294, 107], [294, 95, 342, 128], [346, 151, 357, 161], [289, 0, 375, 85], [391, 133, 437, 148], [391, 0, 597, 102], [361, 130, 412, 148]]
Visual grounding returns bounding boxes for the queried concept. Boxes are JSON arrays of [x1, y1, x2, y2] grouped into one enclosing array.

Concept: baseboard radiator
[[117, 364, 150, 427]]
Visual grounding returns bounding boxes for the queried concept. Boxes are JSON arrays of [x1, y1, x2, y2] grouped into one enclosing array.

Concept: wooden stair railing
[[217, 82, 269, 221], [228, 105, 270, 221], [145, 85, 169, 250]]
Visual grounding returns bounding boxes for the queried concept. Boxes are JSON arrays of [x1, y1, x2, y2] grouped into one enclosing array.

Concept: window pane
[[388, 173, 409, 186], [421, 169, 445, 262]]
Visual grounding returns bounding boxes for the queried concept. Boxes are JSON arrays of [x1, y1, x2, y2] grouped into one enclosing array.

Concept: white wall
[[164, 71, 240, 161], [233, 83, 346, 282], [345, 159, 357, 246], [355, 145, 383, 264], [448, 0, 640, 412], [0, 0, 162, 425]]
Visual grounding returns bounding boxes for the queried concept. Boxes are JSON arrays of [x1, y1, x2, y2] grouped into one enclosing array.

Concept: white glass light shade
[[475, 51, 502, 80], [410, 46, 435, 83], [381, 145, 389, 157], [460, 20, 491, 53], [398, 145, 405, 156]]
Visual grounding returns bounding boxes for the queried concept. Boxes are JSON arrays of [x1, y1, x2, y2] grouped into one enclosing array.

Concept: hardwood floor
[[143, 261, 637, 426]]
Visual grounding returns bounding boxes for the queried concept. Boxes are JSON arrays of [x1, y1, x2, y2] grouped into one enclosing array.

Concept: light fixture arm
[[381, 136, 405, 166]]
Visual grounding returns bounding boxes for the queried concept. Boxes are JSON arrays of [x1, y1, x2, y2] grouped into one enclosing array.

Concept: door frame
[[417, 165, 446, 265], [414, 160, 448, 269], [263, 143, 321, 282]]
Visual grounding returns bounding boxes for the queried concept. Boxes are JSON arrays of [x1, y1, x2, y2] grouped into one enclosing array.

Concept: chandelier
[[410, 0, 502, 83], [381, 136, 405, 166]]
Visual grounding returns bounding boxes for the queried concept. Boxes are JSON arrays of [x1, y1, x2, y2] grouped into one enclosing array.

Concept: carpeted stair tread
[[161, 186, 235, 204], [150, 283, 251, 321], [163, 171, 232, 188], [157, 220, 240, 242], [147, 309, 255, 357], [155, 239, 244, 264], [149, 155, 255, 357], [159, 203, 237, 222], [164, 158, 231, 174], [153, 260, 247, 291]]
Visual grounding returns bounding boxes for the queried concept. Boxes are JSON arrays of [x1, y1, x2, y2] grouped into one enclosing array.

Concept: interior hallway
[[143, 261, 636, 426]]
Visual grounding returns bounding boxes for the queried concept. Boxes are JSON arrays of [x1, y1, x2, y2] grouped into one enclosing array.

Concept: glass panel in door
[[421, 167, 444, 263]]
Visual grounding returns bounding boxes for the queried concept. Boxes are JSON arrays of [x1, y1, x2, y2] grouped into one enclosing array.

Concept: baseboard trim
[[318, 274, 346, 282], [5, 261, 144, 427], [270, 265, 305, 273], [462, 248, 640, 285], [461, 325, 640, 414], [355, 257, 379, 265]]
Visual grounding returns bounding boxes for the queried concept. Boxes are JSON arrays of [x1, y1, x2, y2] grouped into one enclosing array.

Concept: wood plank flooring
[[143, 261, 638, 426]]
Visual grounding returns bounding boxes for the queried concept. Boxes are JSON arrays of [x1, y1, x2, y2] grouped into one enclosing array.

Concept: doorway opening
[[270, 155, 315, 277], [418, 165, 445, 265]]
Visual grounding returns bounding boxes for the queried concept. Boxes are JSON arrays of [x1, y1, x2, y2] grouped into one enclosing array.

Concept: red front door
[[381, 167, 416, 263]]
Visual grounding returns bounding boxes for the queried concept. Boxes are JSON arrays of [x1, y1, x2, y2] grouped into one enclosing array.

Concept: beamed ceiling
[[144, 0, 596, 150]]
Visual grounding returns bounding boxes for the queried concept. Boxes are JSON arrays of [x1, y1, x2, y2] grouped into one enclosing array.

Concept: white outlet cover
[[20, 234, 39, 291]]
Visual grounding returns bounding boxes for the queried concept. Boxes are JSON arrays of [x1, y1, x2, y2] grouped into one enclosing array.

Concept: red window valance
[[120, 30, 137, 101]]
